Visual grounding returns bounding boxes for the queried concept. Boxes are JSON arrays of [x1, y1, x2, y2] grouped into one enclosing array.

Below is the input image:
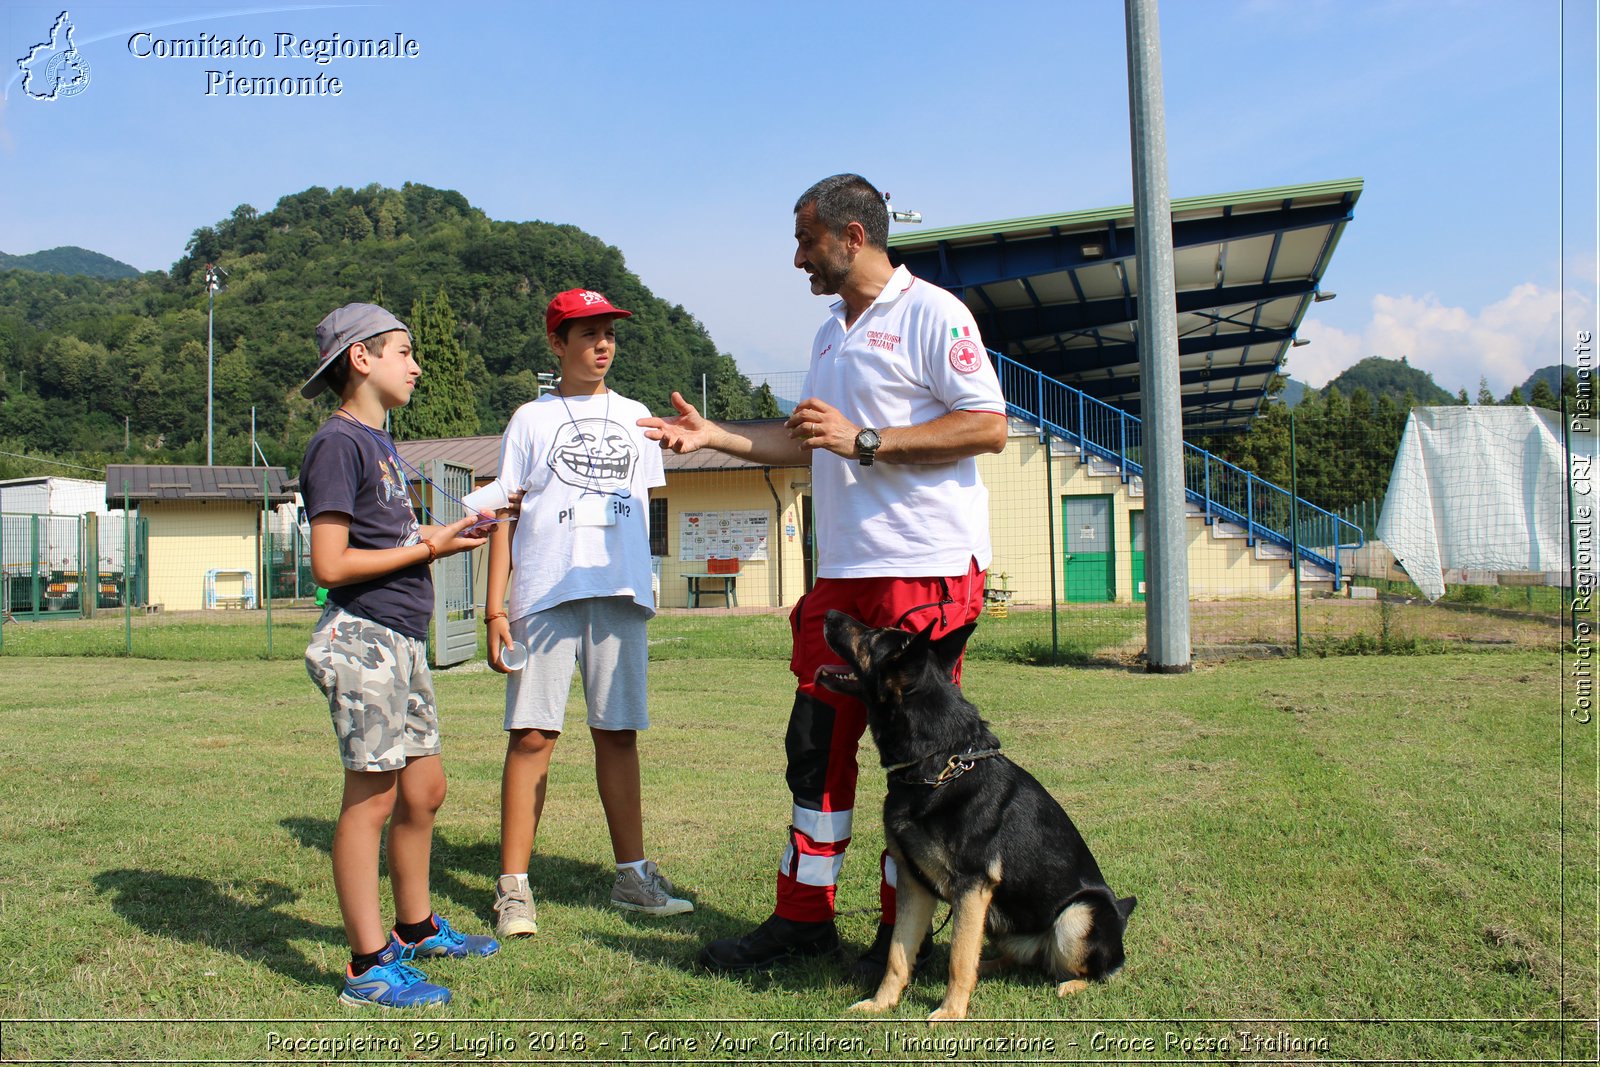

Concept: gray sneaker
[[611, 862, 694, 916], [493, 875, 538, 937]]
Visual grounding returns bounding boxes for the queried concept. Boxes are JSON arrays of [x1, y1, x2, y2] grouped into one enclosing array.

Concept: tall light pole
[[1125, 0, 1191, 671], [204, 263, 226, 465]]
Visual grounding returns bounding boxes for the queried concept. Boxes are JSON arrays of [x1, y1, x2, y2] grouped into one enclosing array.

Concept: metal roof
[[105, 465, 295, 508], [395, 433, 807, 480], [889, 178, 1362, 432]]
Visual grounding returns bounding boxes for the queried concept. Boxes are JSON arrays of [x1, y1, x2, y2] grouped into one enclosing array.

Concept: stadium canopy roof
[[888, 177, 1361, 433]]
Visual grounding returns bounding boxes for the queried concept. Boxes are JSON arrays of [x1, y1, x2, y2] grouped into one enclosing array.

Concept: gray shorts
[[504, 596, 649, 733], [305, 606, 441, 772]]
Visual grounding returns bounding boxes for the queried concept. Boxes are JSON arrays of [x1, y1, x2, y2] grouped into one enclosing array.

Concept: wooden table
[[683, 571, 738, 608]]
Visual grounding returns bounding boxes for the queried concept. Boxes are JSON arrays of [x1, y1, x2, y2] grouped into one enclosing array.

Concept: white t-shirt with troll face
[[498, 390, 664, 621]]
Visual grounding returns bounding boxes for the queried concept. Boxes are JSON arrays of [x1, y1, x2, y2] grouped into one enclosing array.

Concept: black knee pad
[[784, 691, 837, 801]]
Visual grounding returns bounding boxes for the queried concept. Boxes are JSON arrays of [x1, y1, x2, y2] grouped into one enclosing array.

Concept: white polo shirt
[[801, 264, 1006, 579]]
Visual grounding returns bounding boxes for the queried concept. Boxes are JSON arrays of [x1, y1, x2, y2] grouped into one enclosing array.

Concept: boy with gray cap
[[300, 302, 498, 1008]]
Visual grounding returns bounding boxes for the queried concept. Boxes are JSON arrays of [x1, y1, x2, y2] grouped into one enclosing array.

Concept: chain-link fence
[[0, 370, 1588, 663], [0, 476, 316, 659]]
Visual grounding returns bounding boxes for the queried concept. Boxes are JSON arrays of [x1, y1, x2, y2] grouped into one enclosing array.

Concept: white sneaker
[[493, 875, 539, 937], [610, 861, 694, 916]]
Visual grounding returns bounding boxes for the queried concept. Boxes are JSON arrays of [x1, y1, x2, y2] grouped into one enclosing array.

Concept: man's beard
[[807, 247, 852, 295]]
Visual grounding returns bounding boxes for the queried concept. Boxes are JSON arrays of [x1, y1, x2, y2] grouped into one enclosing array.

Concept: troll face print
[[546, 418, 636, 494]]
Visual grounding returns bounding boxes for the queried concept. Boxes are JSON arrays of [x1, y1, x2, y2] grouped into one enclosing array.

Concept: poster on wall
[[679, 510, 770, 562]]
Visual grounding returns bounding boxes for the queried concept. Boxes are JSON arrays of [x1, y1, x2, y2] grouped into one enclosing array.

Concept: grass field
[[0, 590, 1566, 665], [0, 617, 1594, 1063]]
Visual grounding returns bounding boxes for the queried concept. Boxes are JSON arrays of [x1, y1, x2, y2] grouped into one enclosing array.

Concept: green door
[[1062, 496, 1115, 602], [1130, 510, 1147, 603]]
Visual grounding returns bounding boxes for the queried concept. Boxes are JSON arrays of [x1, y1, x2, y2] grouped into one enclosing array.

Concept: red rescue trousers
[[774, 558, 986, 924]]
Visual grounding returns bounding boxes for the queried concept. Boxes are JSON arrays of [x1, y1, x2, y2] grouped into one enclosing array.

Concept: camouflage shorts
[[305, 606, 441, 772]]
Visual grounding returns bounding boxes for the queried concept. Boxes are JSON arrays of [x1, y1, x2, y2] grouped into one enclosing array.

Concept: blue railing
[[996, 352, 1364, 584]]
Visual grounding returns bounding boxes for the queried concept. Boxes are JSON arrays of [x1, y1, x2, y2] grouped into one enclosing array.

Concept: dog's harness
[[883, 747, 1002, 788]]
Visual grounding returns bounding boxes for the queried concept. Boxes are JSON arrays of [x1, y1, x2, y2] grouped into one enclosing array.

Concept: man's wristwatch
[[855, 427, 882, 467]]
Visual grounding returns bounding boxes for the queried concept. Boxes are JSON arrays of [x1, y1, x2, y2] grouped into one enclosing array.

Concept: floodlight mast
[[883, 192, 923, 225], [203, 263, 228, 466], [1125, 0, 1192, 672]]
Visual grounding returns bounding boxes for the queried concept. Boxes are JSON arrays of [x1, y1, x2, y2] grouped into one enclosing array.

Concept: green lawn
[[0, 631, 1593, 1062]]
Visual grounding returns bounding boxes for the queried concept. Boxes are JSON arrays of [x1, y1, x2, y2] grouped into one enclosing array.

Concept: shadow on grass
[[279, 816, 623, 916], [278, 817, 814, 984], [92, 869, 342, 986]]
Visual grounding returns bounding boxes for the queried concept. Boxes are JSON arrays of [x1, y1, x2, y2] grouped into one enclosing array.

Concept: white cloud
[[1291, 282, 1592, 395], [1290, 319, 1364, 387]]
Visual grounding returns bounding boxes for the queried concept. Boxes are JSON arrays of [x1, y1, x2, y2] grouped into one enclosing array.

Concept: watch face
[[859, 429, 881, 450]]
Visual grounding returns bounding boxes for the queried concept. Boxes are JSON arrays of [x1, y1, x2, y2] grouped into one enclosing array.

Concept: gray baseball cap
[[301, 302, 411, 399]]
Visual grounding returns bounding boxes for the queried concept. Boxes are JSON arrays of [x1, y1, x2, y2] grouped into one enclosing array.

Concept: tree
[[391, 288, 480, 440], [0, 181, 750, 470], [215, 337, 254, 442], [342, 205, 373, 243], [1476, 377, 1496, 406], [751, 382, 784, 418], [1529, 378, 1558, 411], [1324, 355, 1451, 405], [373, 191, 404, 240], [498, 369, 546, 413]]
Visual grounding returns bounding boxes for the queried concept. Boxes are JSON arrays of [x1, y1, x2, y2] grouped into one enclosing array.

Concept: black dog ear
[[929, 622, 977, 675], [1116, 895, 1138, 921], [904, 620, 938, 661]]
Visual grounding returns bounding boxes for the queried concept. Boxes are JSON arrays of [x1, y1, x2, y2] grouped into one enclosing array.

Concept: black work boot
[[852, 920, 934, 987], [699, 913, 841, 973]]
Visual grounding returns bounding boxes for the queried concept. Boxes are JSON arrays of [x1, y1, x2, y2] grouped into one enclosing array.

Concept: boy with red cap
[[483, 288, 692, 938]]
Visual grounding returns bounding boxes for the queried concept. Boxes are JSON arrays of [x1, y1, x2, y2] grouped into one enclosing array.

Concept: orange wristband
[[484, 611, 508, 625], [421, 537, 438, 564]]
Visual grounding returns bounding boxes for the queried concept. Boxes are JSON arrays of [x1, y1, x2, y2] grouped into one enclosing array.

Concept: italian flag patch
[[950, 326, 971, 339]]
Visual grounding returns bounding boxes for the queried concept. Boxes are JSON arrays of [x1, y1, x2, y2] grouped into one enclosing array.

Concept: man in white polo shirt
[[639, 173, 1007, 979]]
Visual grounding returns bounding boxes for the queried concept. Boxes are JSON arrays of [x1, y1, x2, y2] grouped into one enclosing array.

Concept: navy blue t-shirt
[[300, 417, 433, 640]]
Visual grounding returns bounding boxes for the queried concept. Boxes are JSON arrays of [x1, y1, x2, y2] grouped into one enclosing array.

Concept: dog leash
[[884, 747, 1002, 789]]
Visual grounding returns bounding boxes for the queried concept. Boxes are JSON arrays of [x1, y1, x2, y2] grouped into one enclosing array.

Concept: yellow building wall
[[980, 429, 1303, 603], [980, 434, 1150, 604], [653, 469, 809, 610], [1186, 523, 1294, 599], [472, 469, 811, 614], [460, 429, 1311, 614], [145, 503, 261, 612]]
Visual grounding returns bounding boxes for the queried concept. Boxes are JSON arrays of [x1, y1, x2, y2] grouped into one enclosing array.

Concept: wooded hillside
[[0, 183, 774, 474]]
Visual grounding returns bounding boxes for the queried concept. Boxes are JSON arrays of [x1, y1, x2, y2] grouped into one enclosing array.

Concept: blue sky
[[1, 0, 1595, 397]]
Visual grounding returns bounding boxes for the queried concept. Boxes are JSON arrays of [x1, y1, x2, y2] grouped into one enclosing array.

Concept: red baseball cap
[[545, 288, 633, 333]]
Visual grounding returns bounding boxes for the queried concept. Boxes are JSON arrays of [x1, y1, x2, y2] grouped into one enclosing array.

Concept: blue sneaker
[[397, 913, 500, 958], [339, 938, 451, 1008]]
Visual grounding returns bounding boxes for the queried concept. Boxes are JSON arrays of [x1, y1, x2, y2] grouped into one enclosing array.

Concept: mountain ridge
[[0, 246, 141, 279]]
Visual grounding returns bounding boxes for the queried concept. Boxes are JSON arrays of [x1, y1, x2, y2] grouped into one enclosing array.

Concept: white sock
[[617, 860, 648, 876], [502, 872, 530, 892]]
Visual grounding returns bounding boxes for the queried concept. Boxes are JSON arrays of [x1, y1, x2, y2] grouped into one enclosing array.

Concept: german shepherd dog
[[818, 610, 1135, 1022]]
